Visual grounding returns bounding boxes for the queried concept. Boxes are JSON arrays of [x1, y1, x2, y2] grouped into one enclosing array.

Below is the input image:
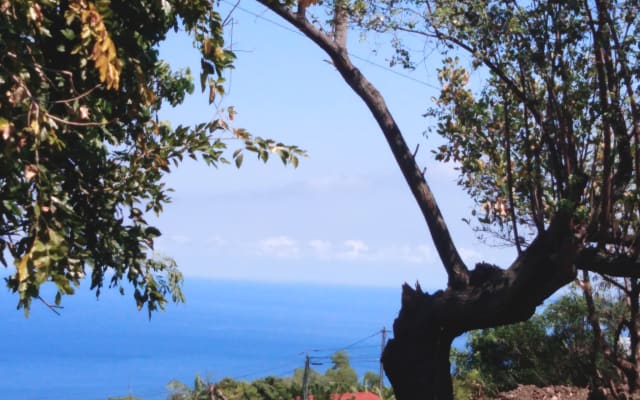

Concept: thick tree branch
[[256, 0, 470, 288], [576, 247, 640, 278], [391, 212, 577, 334]]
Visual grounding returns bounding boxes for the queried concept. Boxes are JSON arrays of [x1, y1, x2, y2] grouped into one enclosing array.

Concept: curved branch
[[256, 0, 470, 288]]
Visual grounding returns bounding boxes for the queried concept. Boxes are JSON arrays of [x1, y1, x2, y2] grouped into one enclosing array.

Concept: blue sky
[[151, 1, 517, 291]]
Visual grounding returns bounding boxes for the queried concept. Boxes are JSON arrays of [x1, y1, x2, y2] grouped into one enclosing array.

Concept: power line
[[220, 0, 442, 90], [224, 328, 386, 383], [338, 344, 381, 350], [232, 356, 302, 380], [309, 329, 382, 354], [350, 52, 441, 89]]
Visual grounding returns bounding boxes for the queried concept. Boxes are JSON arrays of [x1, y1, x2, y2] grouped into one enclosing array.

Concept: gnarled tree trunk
[[383, 215, 577, 400], [383, 291, 455, 400]]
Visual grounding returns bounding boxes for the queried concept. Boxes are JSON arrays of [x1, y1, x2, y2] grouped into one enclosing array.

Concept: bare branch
[[45, 112, 114, 127], [600, 274, 629, 294], [53, 84, 102, 104], [38, 296, 63, 316], [222, 0, 241, 27]]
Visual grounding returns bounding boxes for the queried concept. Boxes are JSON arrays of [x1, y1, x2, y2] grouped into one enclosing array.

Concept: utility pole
[[302, 353, 310, 400], [379, 327, 387, 395]]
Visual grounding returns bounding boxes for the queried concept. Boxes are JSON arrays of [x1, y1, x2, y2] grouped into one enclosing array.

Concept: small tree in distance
[[325, 350, 359, 389]]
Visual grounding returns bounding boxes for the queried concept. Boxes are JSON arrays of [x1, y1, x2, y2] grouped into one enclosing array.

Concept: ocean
[[1, 279, 413, 400]]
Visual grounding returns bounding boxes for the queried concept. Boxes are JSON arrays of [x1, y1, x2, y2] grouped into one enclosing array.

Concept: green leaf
[[234, 152, 243, 168], [60, 28, 76, 40]]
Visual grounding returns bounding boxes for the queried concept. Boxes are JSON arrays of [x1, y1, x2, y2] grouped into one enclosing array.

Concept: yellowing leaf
[[0, 117, 11, 140], [203, 39, 212, 57], [24, 164, 39, 181], [76, 2, 122, 90], [17, 254, 29, 283], [30, 118, 40, 134], [298, 0, 320, 8], [208, 82, 215, 104]]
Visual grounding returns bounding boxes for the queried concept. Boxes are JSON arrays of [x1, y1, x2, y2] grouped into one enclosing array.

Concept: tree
[[251, 376, 297, 400], [293, 363, 326, 388], [168, 375, 232, 400], [247, 0, 640, 398], [0, 0, 303, 315], [325, 350, 359, 390], [362, 371, 381, 392]]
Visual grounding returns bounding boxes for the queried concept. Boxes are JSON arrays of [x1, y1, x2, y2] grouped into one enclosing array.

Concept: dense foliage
[[452, 287, 627, 397], [354, 0, 640, 252], [167, 351, 390, 400], [0, 0, 303, 315]]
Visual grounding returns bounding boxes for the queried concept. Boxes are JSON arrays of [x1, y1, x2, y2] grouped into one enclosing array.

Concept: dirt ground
[[493, 385, 590, 400]]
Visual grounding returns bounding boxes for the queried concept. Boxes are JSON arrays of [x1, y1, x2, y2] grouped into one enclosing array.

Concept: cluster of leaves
[[423, 1, 637, 249], [0, 0, 304, 315], [348, 0, 640, 255], [451, 286, 625, 397]]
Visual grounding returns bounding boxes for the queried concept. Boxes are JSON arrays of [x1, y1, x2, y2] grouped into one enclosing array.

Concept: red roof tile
[[295, 392, 382, 400], [331, 393, 382, 400]]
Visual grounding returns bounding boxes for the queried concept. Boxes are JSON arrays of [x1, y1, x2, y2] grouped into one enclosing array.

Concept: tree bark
[[382, 285, 455, 400]]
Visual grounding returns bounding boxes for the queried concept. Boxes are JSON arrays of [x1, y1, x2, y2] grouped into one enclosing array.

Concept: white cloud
[[254, 236, 435, 266], [354, 243, 435, 264], [257, 236, 300, 258], [339, 239, 370, 259]]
